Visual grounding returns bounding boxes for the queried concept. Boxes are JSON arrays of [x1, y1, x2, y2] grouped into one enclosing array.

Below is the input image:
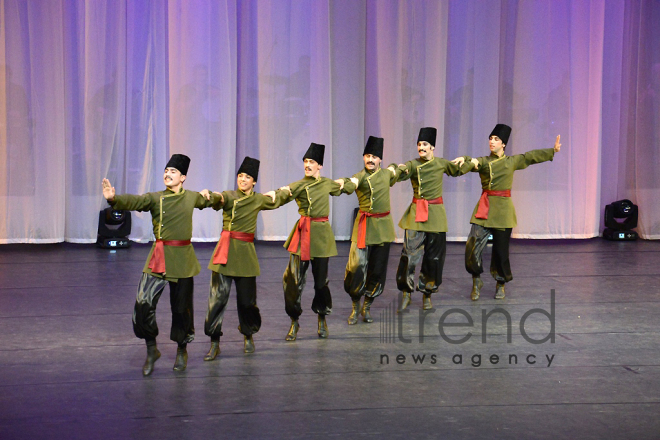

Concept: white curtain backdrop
[[0, 0, 657, 243]]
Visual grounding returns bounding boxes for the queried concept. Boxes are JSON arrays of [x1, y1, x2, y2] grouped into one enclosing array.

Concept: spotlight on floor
[[603, 199, 638, 241], [97, 207, 131, 248]]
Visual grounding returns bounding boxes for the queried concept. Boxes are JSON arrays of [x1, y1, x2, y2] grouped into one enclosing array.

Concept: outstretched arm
[[103, 180, 152, 211], [261, 189, 293, 209], [446, 156, 475, 176], [513, 136, 560, 170]]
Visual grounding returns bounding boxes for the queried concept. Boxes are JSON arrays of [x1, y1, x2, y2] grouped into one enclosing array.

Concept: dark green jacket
[[397, 156, 473, 232], [342, 165, 402, 245], [282, 176, 356, 258], [467, 148, 555, 228], [208, 190, 289, 277], [109, 188, 214, 280]]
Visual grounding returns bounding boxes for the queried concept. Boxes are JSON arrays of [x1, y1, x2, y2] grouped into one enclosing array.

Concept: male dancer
[[102, 154, 214, 376], [202, 156, 289, 358], [280, 143, 355, 340], [454, 124, 561, 300], [396, 127, 473, 312], [337, 136, 402, 324]]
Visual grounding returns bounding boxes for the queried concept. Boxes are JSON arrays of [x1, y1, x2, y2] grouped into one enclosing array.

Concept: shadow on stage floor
[[0, 239, 659, 439]]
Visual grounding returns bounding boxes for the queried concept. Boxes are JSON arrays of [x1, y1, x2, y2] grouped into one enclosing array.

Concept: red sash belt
[[287, 215, 329, 261], [148, 239, 191, 274], [212, 230, 255, 265], [357, 210, 390, 249], [475, 189, 511, 220], [413, 196, 443, 222]]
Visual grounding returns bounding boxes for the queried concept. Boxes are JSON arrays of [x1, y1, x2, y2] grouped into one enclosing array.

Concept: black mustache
[[367, 162, 375, 166]]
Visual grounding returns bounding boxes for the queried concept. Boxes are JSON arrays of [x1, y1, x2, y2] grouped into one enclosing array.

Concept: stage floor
[[0, 239, 659, 439]]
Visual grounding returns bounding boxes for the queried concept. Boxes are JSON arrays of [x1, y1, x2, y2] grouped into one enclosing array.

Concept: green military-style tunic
[[397, 156, 473, 233], [208, 189, 290, 277], [109, 188, 214, 281], [283, 176, 356, 258], [467, 148, 555, 229], [342, 165, 402, 245]]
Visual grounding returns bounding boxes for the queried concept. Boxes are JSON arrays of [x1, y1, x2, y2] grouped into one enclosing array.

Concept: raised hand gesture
[[554, 135, 561, 152], [102, 178, 115, 201]]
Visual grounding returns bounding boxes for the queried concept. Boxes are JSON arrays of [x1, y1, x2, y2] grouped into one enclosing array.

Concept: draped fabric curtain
[[0, 0, 657, 243]]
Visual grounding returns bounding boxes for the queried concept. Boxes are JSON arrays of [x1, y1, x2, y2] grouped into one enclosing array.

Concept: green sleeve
[[331, 178, 354, 196], [387, 163, 402, 186], [109, 193, 153, 212], [288, 180, 307, 199], [261, 189, 293, 210], [471, 156, 488, 173], [210, 192, 227, 211], [513, 148, 555, 170], [445, 156, 474, 177], [194, 191, 216, 209], [339, 177, 357, 195], [396, 161, 414, 182]]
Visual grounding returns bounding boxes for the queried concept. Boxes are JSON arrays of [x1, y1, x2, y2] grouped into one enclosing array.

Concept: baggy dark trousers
[[396, 230, 446, 295], [283, 254, 332, 319], [344, 241, 391, 301], [133, 273, 195, 344], [204, 272, 261, 338], [465, 223, 513, 283]]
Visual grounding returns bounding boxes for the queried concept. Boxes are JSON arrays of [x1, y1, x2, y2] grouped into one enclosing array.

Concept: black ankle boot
[[361, 297, 374, 323], [317, 315, 329, 338], [204, 339, 220, 361], [495, 282, 506, 299], [244, 335, 255, 353], [142, 342, 161, 377], [285, 319, 300, 341], [348, 300, 361, 325], [398, 292, 411, 313], [173, 345, 188, 372], [471, 276, 483, 301], [422, 294, 432, 310]]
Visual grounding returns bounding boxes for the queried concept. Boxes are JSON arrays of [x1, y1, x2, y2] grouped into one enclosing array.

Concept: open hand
[[279, 185, 292, 196], [334, 179, 345, 190], [199, 189, 211, 200], [102, 178, 115, 201], [554, 135, 561, 152], [470, 158, 479, 170]]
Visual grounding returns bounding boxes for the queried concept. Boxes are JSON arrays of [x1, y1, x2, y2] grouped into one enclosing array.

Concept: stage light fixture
[[603, 199, 638, 241], [97, 207, 132, 248]]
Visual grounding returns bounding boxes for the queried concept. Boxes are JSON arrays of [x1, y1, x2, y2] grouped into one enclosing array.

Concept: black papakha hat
[[363, 136, 384, 159], [166, 154, 191, 175], [237, 156, 260, 182], [417, 127, 437, 146], [489, 124, 512, 145], [303, 143, 325, 166]]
